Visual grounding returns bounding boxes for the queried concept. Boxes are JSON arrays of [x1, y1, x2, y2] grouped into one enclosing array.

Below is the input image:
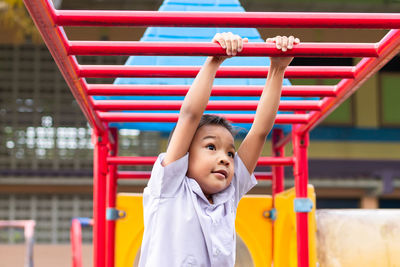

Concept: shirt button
[[213, 248, 220, 256]]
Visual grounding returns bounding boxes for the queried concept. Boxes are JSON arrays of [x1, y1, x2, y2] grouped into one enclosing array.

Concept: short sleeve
[[147, 153, 189, 198], [232, 153, 257, 206]]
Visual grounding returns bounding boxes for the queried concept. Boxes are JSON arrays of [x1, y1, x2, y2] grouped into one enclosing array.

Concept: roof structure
[[110, 0, 292, 133]]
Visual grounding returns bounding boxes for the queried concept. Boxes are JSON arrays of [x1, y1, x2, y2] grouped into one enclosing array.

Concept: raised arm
[[163, 33, 247, 166], [238, 36, 300, 173]]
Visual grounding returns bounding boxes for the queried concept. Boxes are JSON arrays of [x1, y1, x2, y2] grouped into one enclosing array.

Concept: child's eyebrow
[[202, 135, 216, 140]]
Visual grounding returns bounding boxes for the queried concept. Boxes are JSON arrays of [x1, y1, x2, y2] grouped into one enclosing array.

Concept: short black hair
[[197, 114, 234, 135], [167, 114, 235, 146]]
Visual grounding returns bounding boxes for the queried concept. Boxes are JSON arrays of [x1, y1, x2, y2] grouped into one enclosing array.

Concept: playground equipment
[[0, 220, 36, 267], [71, 218, 93, 267], [22, 0, 400, 266], [114, 187, 316, 267]]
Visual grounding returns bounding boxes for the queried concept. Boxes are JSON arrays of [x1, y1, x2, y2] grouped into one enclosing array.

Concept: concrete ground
[[0, 244, 92, 267]]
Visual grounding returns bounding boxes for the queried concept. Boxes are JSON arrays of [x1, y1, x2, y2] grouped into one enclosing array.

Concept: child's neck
[[206, 194, 214, 204]]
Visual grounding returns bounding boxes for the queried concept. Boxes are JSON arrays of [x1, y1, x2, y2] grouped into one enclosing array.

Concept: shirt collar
[[187, 177, 234, 206]]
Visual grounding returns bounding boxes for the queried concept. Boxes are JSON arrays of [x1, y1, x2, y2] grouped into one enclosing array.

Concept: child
[[139, 32, 299, 267]]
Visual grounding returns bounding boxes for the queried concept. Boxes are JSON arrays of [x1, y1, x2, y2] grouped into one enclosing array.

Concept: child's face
[[187, 124, 235, 197]]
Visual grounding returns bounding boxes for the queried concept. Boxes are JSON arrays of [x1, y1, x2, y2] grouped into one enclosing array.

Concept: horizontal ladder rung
[[109, 157, 294, 166], [68, 41, 378, 57], [86, 84, 337, 97], [117, 171, 273, 180], [93, 100, 322, 111], [55, 10, 400, 29], [98, 112, 309, 124], [79, 65, 355, 79]]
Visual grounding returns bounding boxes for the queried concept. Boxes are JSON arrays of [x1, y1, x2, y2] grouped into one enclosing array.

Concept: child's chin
[[205, 181, 229, 194], [214, 184, 229, 192]]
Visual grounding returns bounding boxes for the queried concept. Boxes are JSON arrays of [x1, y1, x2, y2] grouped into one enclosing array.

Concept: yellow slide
[[115, 186, 316, 266]]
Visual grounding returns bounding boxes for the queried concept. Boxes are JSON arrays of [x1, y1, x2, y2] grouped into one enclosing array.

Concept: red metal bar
[[105, 128, 118, 267], [93, 131, 108, 267], [298, 29, 400, 134], [98, 112, 309, 124], [292, 127, 310, 267], [55, 10, 400, 29], [271, 128, 285, 266], [93, 100, 322, 111], [70, 218, 93, 267], [117, 171, 151, 179], [274, 132, 292, 150], [71, 219, 83, 267], [109, 156, 294, 166], [78, 65, 355, 79], [86, 84, 337, 97], [272, 129, 285, 198], [108, 156, 156, 165], [117, 171, 273, 180], [23, 0, 106, 134], [68, 41, 378, 57]]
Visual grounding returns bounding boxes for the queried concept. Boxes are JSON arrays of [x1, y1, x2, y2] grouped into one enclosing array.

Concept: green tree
[[0, 0, 41, 43]]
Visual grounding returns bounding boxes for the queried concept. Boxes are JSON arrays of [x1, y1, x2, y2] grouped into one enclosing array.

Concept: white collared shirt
[[139, 152, 257, 267]]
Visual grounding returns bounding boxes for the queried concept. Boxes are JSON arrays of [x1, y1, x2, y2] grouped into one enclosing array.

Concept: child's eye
[[228, 152, 235, 158], [206, 144, 216, 150]]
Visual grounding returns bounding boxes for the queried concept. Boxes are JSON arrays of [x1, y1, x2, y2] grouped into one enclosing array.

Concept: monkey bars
[[23, 0, 400, 267], [68, 41, 379, 57], [85, 84, 338, 97], [54, 10, 400, 28], [78, 65, 356, 78]]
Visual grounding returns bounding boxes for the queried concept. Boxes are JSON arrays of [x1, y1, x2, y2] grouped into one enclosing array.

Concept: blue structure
[[107, 0, 293, 134]]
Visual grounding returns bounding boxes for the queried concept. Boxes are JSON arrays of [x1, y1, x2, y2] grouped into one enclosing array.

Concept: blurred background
[[0, 0, 399, 266]]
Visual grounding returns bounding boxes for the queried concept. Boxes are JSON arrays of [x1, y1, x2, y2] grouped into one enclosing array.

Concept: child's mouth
[[212, 170, 227, 179]]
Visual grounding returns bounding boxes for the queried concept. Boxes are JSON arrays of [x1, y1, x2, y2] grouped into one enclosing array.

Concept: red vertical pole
[[292, 125, 310, 267], [70, 219, 83, 267], [272, 128, 285, 199], [93, 131, 108, 267], [106, 128, 118, 267], [271, 128, 285, 264]]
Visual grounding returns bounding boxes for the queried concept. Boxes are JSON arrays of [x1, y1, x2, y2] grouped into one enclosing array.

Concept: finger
[[238, 36, 244, 52], [294, 37, 300, 44], [212, 33, 221, 42], [213, 33, 226, 49], [221, 32, 233, 55], [275, 36, 282, 49], [281, 36, 288, 52], [266, 37, 275, 43], [218, 37, 227, 49], [224, 37, 232, 56], [288, 36, 295, 49], [231, 36, 239, 55], [239, 37, 248, 53]]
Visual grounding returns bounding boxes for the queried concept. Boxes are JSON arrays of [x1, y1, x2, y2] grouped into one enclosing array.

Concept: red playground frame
[[23, 0, 400, 266]]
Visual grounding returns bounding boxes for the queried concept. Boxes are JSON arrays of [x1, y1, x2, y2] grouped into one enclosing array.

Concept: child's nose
[[218, 154, 230, 165], [219, 159, 228, 165]]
